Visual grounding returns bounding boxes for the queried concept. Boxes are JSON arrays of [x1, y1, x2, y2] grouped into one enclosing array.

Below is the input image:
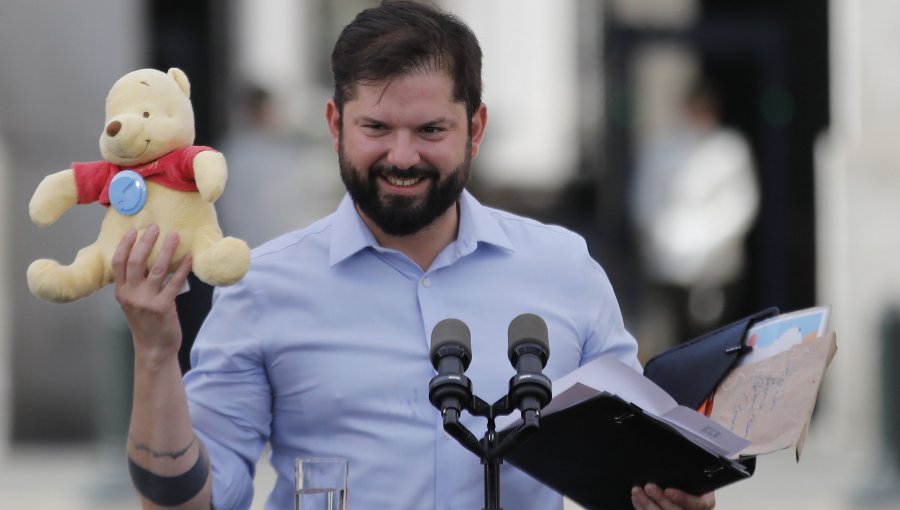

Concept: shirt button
[[422, 277, 432, 288]]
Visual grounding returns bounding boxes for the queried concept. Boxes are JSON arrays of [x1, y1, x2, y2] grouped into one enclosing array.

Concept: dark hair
[[331, 0, 483, 120]]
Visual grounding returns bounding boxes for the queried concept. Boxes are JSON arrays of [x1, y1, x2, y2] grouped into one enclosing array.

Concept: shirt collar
[[456, 190, 514, 254], [328, 190, 514, 267]]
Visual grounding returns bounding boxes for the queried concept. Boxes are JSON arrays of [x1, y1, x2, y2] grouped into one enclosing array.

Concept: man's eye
[[421, 126, 445, 135], [363, 124, 385, 131]]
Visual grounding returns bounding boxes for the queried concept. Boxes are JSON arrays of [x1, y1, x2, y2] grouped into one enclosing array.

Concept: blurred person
[[114, 2, 716, 509], [630, 80, 759, 347], [218, 85, 338, 248]]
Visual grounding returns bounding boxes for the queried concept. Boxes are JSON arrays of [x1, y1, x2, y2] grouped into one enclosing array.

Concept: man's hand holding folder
[[631, 484, 716, 510]]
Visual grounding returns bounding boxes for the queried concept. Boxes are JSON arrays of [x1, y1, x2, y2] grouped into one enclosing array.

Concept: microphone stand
[[438, 391, 542, 510], [428, 314, 551, 510]]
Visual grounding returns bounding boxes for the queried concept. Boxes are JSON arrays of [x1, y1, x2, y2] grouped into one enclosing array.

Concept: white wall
[[815, 0, 900, 477], [444, 0, 581, 190], [0, 105, 11, 459]]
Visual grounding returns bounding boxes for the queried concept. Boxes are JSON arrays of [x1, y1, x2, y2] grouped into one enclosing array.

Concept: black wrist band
[[128, 443, 210, 507]]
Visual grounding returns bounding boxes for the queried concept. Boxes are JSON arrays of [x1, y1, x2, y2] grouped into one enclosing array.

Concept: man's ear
[[469, 103, 488, 159], [325, 99, 341, 153]]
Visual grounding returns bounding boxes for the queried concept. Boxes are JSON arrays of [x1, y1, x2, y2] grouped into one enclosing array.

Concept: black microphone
[[507, 313, 552, 423], [428, 318, 473, 420]]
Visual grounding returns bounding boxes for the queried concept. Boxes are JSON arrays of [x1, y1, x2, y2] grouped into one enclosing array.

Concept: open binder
[[502, 309, 780, 509]]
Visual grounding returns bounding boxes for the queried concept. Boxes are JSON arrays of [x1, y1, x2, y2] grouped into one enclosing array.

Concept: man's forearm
[[127, 351, 212, 509]]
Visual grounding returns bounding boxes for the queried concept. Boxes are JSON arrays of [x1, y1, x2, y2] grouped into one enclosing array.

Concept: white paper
[[546, 355, 677, 417]]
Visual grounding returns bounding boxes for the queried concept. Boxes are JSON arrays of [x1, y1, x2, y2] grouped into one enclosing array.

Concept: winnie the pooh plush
[[27, 67, 250, 303]]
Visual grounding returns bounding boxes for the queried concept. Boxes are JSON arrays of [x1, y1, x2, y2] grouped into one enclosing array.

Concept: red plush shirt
[[72, 145, 215, 205]]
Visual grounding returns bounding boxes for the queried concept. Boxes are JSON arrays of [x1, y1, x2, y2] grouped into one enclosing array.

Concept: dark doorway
[[596, 2, 828, 345]]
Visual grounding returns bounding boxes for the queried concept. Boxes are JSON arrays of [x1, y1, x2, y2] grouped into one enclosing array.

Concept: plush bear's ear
[[167, 67, 191, 99]]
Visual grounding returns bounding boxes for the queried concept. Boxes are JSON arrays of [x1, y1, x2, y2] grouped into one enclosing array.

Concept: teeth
[[385, 175, 421, 187]]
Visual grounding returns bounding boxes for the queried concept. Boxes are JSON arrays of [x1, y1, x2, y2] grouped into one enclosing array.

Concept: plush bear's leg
[[190, 225, 250, 286], [27, 244, 107, 303]]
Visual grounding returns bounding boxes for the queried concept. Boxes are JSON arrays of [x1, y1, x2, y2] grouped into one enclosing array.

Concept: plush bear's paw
[[27, 259, 79, 303], [194, 151, 227, 203], [192, 236, 250, 286], [29, 202, 64, 228], [29, 170, 78, 227]]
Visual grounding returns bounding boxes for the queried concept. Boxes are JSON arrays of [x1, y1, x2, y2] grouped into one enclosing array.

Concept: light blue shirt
[[185, 190, 640, 509]]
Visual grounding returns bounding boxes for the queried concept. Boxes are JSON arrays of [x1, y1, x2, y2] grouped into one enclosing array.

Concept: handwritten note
[[709, 332, 837, 459]]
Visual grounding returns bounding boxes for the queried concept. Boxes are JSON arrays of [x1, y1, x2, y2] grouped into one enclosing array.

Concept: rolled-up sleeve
[[184, 279, 271, 510]]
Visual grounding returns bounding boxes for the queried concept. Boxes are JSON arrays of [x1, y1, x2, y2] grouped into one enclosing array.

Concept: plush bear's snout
[[105, 120, 122, 137]]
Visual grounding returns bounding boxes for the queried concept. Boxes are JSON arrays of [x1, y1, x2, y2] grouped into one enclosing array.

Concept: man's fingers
[[112, 228, 138, 284], [147, 232, 181, 284], [126, 225, 160, 281], [160, 253, 193, 300], [633, 484, 715, 510], [664, 488, 716, 510], [636, 484, 680, 510], [632, 486, 661, 510]]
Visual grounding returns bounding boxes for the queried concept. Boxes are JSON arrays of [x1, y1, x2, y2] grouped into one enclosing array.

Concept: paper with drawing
[[739, 305, 830, 366], [709, 332, 837, 459]]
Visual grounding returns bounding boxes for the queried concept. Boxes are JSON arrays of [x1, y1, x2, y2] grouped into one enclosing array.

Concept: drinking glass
[[295, 457, 348, 510]]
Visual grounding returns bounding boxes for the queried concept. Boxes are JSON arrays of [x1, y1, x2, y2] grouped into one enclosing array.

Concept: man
[[115, 1, 716, 508]]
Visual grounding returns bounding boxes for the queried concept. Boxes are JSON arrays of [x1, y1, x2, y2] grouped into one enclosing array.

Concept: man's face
[[327, 70, 485, 236]]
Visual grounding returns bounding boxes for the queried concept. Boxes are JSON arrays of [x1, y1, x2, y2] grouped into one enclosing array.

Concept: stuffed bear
[[27, 67, 250, 303]]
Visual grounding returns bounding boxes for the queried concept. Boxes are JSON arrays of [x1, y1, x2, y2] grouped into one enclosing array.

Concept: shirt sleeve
[[184, 278, 271, 510], [575, 241, 642, 372], [176, 145, 216, 181], [71, 160, 115, 204]]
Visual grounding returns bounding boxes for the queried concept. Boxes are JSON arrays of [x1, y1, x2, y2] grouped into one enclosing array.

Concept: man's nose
[[387, 132, 421, 169]]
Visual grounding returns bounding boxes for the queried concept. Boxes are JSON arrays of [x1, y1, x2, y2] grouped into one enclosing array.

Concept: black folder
[[643, 307, 779, 409], [503, 392, 752, 510]]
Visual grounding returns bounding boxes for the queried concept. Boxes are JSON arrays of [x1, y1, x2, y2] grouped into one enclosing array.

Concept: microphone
[[507, 313, 552, 423], [428, 318, 473, 419]]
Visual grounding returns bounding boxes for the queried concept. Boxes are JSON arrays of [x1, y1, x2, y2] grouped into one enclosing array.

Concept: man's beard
[[339, 137, 471, 236]]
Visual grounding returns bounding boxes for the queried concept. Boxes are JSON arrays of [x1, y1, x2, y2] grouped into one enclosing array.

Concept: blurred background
[[0, 0, 898, 508]]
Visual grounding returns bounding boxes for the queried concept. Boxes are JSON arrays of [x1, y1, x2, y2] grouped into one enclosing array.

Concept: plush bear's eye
[[143, 112, 150, 118]]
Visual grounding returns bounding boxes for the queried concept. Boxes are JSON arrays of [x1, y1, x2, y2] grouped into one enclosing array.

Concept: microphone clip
[[507, 372, 552, 414], [428, 372, 473, 416]]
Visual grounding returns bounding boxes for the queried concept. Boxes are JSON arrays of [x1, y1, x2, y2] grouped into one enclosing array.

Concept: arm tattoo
[[128, 442, 210, 507], [130, 435, 196, 460]]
